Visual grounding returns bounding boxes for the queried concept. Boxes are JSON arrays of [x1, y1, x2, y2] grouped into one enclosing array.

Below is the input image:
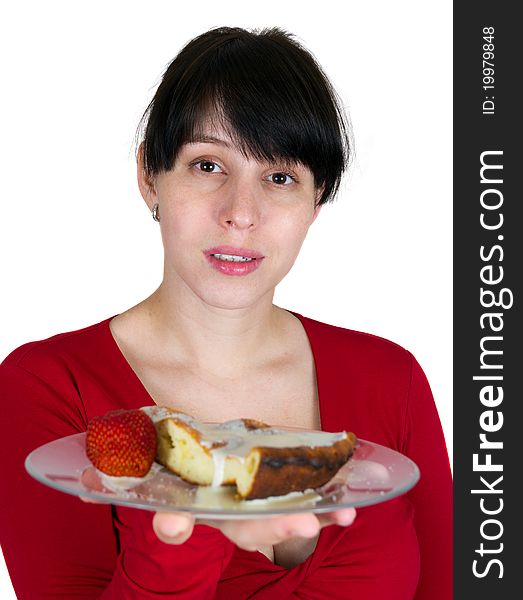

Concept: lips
[[204, 245, 265, 260], [203, 245, 265, 276]]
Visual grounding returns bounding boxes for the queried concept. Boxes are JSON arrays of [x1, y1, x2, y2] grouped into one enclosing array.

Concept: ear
[[311, 185, 324, 223], [137, 142, 158, 210], [311, 202, 322, 224]]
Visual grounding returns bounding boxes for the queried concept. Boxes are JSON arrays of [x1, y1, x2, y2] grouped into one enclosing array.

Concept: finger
[[153, 512, 195, 545], [317, 508, 356, 529]]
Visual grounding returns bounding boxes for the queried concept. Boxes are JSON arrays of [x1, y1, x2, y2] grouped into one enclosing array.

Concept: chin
[[198, 288, 269, 311], [171, 260, 287, 310], [191, 276, 277, 311]]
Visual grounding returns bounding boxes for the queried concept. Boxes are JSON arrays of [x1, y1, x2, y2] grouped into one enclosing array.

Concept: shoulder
[[292, 312, 428, 448], [0, 317, 117, 433], [294, 311, 414, 376], [1, 317, 114, 381]]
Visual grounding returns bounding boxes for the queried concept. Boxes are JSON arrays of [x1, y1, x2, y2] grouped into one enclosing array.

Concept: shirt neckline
[[101, 309, 325, 431]]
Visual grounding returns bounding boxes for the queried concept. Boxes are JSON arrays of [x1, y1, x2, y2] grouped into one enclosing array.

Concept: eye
[[268, 172, 296, 186], [193, 160, 223, 174]]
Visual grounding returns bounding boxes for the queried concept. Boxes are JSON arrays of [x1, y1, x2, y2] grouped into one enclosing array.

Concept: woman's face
[[139, 123, 321, 310]]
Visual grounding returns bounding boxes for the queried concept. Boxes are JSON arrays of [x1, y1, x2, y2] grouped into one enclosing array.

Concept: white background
[[0, 1, 452, 596]]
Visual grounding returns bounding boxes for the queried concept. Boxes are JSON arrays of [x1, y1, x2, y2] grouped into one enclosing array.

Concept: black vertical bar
[[454, 2, 519, 597]]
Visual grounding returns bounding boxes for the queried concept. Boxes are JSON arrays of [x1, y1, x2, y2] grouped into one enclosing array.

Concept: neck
[[134, 282, 289, 378]]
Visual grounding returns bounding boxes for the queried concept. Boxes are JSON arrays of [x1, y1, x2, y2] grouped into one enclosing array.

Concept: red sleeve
[[0, 363, 117, 598], [402, 355, 453, 599], [0, 361, 234, 599], [101, 510, 234, 599]]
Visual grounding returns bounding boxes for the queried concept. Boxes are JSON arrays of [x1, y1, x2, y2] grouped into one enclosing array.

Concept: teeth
[[212, 253, 255, 262]]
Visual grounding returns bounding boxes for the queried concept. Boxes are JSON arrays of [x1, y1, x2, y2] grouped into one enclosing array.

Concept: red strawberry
[[86, 409, 157, 477]]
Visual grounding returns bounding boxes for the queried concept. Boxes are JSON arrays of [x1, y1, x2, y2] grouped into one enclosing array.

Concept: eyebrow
[[187, 135, 233, 148]]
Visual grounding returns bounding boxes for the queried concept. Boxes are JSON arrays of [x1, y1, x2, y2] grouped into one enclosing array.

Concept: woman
[[0, 27, 452, 598]]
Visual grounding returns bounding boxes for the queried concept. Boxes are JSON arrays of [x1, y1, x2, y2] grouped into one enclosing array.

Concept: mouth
[[211, 253, 257, 263], [204, 246, 265, 276]]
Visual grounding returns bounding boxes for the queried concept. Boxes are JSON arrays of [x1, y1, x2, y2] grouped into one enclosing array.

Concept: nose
[[218, 179, 260, 231]]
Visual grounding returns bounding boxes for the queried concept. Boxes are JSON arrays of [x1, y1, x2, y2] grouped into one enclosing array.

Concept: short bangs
[[138, 27, 352, 205]]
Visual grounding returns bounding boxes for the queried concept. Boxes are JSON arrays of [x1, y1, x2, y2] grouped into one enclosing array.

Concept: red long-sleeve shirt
[[0, 311, 452, 598]]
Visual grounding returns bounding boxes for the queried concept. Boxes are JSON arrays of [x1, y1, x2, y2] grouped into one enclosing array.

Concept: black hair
[[138, 27, 352, 205]]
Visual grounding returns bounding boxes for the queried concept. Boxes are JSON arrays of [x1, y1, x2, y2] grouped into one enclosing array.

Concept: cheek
[[279, 211, 313, 244], [270, 214, 313, 266], [161, 195, 207, 234]]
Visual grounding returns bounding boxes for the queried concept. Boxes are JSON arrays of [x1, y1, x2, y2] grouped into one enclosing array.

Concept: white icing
[[243, 489, 321, 506], [215, 419, 253, 432], [140, 406, 196, 426], [97, 462, 162, 492], [211, 448, 228, 487], [201, 422, 347, 487], [141, 406, 348, 488], [194, 485, 321, 509]]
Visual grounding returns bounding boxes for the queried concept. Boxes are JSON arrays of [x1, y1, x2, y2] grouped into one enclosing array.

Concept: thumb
[[153, 512, 195, 545]]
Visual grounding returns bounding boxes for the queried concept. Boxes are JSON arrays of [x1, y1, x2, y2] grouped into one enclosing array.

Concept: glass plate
[[25, 432, 419, 519]]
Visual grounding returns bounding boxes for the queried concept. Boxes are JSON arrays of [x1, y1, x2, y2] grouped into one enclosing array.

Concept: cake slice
[[143, 406, 357, 500]]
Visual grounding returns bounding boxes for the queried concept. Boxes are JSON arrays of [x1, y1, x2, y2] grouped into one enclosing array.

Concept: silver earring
[[151, 203, 160, 222]]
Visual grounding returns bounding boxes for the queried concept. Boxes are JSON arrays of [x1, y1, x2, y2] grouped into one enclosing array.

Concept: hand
[[152, 508, 356, 550]]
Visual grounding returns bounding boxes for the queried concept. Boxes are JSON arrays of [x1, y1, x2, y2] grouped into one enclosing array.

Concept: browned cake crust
[[244, 434, 357, 499]]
